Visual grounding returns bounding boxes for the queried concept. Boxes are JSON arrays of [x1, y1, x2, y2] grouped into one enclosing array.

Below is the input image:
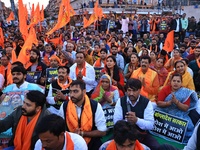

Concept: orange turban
[[49, 55, 62, 66]]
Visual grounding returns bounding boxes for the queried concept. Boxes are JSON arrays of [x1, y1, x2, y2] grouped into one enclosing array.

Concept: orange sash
[[94, 58, 106, 67], [106, 140, 144, 150], [196, 59, 200, 68], [75, 63, 86, 78], [42, 132, 74, 150], [66, 95, 92, 144], [189, 48, 195, 54], [57, 77, 72, 90], [43, 54, 51, 66], [14, 110, 41, 150]]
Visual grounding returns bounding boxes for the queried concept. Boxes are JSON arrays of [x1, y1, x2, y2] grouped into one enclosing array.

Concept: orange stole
[[75, 63, 86, 78], [57, 77, 72, 90], [196, 59, 200, 68], [106, 140, 144, 150], [42, 132, 74, 150], [66, 95, 93, 144], [14, 110, 41, 150], [94, 58, 105, 67], [131, 68, 157, 102]]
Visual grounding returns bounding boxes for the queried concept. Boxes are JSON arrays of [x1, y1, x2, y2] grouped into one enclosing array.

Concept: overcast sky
[[1, 0, 49, 9]]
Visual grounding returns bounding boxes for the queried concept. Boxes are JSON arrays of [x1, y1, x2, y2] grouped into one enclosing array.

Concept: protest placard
[[27, 71, 41, 83], [103, 108, 115, 128], [151, 110, 188, 143]]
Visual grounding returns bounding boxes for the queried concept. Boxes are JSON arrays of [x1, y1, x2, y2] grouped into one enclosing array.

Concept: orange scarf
[[94, 58, 106, 67], [14, 110, 41, 150], [106, 140, 144, 150], [43, 54, 51, 66], [42, 132, 74, 150], [189, 47, 195, 54], [57, 77, 72, 90], [66, 95, 92, 144], [75, 63, 86, 78], [197, 59, 200, 68]]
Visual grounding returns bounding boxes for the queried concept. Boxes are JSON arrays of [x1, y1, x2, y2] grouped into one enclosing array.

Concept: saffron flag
[[6, 11, 15, 22], [0, 27, 4, 48], [40, 5, 44, 21], [18, 0, 28, 40], [46, 0, 73, 35], [11, 48, 17, 63], [30, 3, 35, 20], [163, 30, 174, 52], [28, 2, 40, 29], [17, 27, 38, 69], [83, 14, 96, 28]]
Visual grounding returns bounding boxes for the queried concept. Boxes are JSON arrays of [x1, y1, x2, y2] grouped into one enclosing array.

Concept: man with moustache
[[69, 52, 95, 97], [27, 49, 47, 85], [59, 80, 107, 150], [130, 55, 159, 105], [47, 66, 72, 115], [0, 90, 50, 150], [113, 78, 159, 150]]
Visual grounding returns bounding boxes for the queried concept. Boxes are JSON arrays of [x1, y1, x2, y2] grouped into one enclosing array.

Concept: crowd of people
[[0, 11, 199, 150]]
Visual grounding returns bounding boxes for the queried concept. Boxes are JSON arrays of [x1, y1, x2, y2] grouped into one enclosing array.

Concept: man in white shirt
[[113, 78, 160, 150], [34, 114, 88, 150], [69, 52, 96, 97]]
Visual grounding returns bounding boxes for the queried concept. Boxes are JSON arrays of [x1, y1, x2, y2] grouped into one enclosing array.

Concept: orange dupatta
[[94, 58, 106, 67], [57, 77, 72, 90], [196, 59, 200, 68], [66, 95, 92, 144], [14, 110, 41, 150], [42, 132, 74, 150], [106, 140, 144, 150], [75, 63, 86, 78]]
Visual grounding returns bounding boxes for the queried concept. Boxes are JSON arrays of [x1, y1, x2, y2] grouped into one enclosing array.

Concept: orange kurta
[[131, 68, 159, 102]]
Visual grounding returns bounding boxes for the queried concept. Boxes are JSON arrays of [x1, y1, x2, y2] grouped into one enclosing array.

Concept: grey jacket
[[0, 105, 50, 150]]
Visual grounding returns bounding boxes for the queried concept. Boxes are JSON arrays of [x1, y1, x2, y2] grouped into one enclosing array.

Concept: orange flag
[[6, 11, 15, 22], [98, 8, 103, 20], [40, 5, 44, 21], [0, 27, 4, 48], [11, 48, 17, 63], [83, 14, 96, 28], [163, 30, 174, 52], [28, 3, 40, 29], [30, 3, 35, 21], [46, 0, 72, 35], [17, 27, 38, 69], [18, 0, 28, 40], [83, 17, 88, 28], [69, 5, 76, 17], [24, 4, 28, 21]]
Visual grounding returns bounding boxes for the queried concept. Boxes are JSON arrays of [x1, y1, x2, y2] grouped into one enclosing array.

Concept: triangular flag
[[6, 11, 15, 22], [18, 0, 28, 40], [163, 30, 174, 52], [0, 27, 4, 48]]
